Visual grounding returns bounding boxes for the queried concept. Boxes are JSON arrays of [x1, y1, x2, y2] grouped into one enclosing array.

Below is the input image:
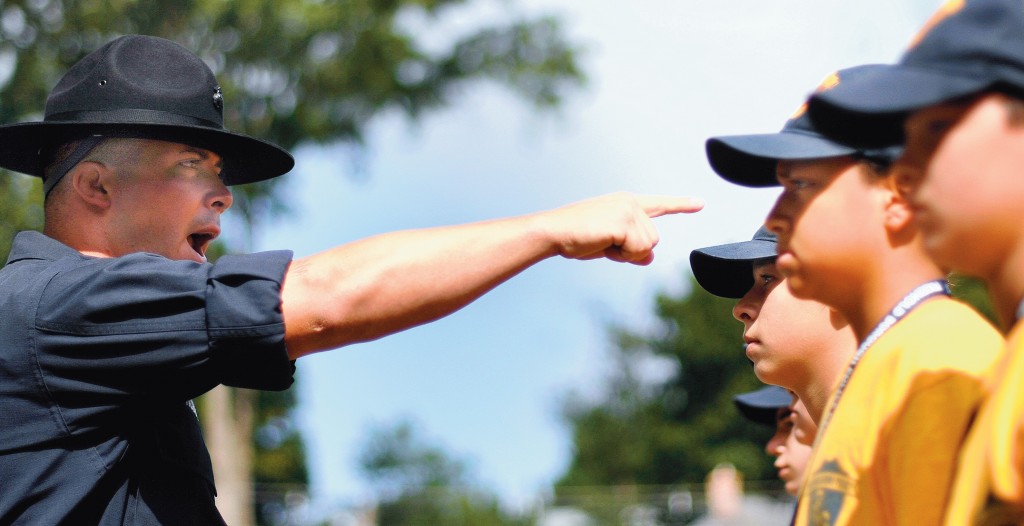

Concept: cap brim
[[0, 121, 294, 185], [706, 132, 857, 188], [809, 65, 991, 148], [690, 239, 778, 298], [733, 385, 791, 426]]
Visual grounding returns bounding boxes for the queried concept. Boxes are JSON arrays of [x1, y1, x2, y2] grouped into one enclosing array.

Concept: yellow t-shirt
[[795, 298, 1002, 526], [943, 321, 1024, 525]]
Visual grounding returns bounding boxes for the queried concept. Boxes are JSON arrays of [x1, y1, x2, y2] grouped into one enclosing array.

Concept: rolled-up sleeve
[[33, 250, 295, 418], [206, 251, 295, 390]]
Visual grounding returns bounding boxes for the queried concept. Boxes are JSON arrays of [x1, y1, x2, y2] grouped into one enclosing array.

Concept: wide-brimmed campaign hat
[[808, 0, 1024, 148], [690, 226, 777, 299], [0, 34, 294, 188], [706, 65, 905, 188], [733, 385, 791, 427]]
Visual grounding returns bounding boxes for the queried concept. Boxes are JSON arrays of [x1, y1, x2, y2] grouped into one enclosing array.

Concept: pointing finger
[[635, 195, 705, 218]]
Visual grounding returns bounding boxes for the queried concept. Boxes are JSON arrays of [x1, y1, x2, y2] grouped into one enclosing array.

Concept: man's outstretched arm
[[280, 192, 702, 358]]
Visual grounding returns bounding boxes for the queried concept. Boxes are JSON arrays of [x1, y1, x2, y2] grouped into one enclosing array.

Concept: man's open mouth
[[188, 233, 216, 259]]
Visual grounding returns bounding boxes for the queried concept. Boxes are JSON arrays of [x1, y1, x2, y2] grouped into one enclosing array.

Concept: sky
[[250, 0, 938, 515]]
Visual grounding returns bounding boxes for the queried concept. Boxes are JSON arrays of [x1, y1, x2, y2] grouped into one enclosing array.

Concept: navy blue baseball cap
[[733, 385, 792, 427], [809, 0, 1024, 148], [706, 65, 900, 188], [690, 226, 777, 299]]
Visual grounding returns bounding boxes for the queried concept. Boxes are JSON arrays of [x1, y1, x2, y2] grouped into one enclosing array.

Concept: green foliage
[[557, 275, 776, 493], [0, 172, 42, 262], [949, 273, 999, 328], [0, 0, 584, 229], [358, 419, 532, 525]]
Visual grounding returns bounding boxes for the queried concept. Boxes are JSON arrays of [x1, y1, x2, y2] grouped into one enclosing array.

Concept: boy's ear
[[68, 161, 113, 210], [879, 177, 914, 233]]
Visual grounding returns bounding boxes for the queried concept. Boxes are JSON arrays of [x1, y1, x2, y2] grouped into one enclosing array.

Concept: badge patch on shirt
[[806, 460, 854, 526]]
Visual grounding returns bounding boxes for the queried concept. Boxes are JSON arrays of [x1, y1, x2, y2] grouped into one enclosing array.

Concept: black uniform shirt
[[0, 231, 295, 525]]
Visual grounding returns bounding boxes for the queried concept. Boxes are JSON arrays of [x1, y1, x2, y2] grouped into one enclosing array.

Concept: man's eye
[[760, 273, 776, 285], [929, 120, 950, 133], [790, 178, 812, 190]]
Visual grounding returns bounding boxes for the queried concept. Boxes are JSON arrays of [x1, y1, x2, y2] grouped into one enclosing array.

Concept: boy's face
[[765, 407, 813, 496], [899, 94, 1024, 279], [790, 396, 817, 446], [766, 157, 878, 304], [732, 260, 838, 389]]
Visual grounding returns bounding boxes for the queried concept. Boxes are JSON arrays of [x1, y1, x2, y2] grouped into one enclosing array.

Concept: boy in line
[[690, 227, 855, 426], [734, 384, 815, 497], [804, 0, 1024, 522], [705, 63, 1003, 525]]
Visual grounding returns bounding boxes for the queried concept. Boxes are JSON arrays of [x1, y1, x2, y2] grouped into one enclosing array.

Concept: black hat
[[0, 35, 294, 189], [809, 0, 1024, 147], [733, 385, 791, 427], [705, 64, 901, 187], [690, 226, 778, 299]]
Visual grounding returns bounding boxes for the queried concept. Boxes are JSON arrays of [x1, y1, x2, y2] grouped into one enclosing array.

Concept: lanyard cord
[[814, 279, 951, 441], [793, 279, 951, 514]]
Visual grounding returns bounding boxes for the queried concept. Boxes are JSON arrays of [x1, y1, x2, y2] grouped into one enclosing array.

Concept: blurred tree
[[555, 275, 777, 516], [0, 1, 583, 524], [358, 419, 532, 526]]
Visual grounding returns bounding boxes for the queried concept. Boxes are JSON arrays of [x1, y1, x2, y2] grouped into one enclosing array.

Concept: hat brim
[[690, 238, 778, 299], [733, 385, 791, 427], [0, 121, 294, 186], [808, 65, 992, 148], [706, 132, 857, 188]]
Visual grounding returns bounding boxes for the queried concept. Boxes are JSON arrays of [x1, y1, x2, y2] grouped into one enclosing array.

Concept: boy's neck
[[791, 321, 858, 425], [795, 379, 837, 425], [839, 252, 946, 343]]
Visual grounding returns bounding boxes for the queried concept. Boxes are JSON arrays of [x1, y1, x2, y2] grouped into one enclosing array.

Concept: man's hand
[[536, 192, 704, 265]]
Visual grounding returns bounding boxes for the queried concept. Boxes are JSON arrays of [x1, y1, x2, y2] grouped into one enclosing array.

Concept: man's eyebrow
[[181, 146, 225, 169], [775, 161, 792, 182]]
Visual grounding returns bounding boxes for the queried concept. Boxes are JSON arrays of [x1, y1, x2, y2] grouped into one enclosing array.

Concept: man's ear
[[68, 161, 112, 209]]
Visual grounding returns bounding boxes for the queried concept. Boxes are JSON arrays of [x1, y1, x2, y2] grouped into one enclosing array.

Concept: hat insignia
[[212, 86, 224, 111]]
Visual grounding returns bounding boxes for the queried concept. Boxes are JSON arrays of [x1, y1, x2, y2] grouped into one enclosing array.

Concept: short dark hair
[[41, 140, 84, 185], [1003, 94, 1024, 127]]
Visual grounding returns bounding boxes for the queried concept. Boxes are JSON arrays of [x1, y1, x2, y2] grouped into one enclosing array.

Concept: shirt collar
[[5, 231, 87, 266]]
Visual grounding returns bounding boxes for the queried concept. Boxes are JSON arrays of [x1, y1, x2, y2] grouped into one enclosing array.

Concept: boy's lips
[[743, 337, 761, 360]]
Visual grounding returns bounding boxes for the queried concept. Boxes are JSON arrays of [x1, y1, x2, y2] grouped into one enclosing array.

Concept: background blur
[[0, 0, 947, 524]]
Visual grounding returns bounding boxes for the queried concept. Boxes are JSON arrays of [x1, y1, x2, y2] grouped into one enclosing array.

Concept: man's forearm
[[280, 193, 702, 359]]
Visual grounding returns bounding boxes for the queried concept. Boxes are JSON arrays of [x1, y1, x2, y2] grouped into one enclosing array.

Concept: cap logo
[[212, 86, 224, 111], [789, 71, 841, 120], [908, 0, 966, 49]]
